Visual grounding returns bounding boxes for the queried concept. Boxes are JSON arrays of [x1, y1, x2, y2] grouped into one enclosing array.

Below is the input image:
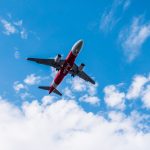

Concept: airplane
[[27, 40, 95, 96]]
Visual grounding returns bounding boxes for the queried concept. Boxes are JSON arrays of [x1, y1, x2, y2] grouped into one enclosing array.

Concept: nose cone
[[76, 40, 83, 49], [72, 39, 84, 56]]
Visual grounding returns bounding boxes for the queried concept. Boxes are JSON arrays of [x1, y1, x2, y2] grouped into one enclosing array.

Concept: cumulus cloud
[[126, 74, 150, 109], [104, 85, 125, 110], [66, 77, 99, 105], [141, 85, 150, 108], [79, 94, 100, 105], [41, 95, 56, 106], [0, 97, 149, 150], [100, 0, 131, 32], [63, 87, 75, 99], [24, 74, 41, 85], [50, 67, 57, 78], [70, 77, 97, 96], [70, 77, 87, 92], [119, 16, 150, 61]]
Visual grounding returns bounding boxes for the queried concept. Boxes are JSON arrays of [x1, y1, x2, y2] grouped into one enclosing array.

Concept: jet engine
[[78, 63, 85, 72], [55, 54, 61, 63]]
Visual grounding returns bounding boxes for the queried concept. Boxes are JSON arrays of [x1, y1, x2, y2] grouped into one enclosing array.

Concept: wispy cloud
[[13, 81, 27, 93], [0, 18, 28, 39], [1, 19, 17, 35], [119, 16, 150, 61], [126, 75, 150, 99], [100, 0, 131, 32], [20, 28, 28, 39], [14, 50, 20, 59]]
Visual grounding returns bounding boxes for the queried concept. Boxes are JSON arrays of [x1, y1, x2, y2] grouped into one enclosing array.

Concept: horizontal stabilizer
[[38, 86, 62, 96], [38, 86, 50, 90], [53, 88, 62, 96]]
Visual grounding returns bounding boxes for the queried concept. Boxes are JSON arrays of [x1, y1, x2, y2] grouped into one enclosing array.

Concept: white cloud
[[70, 77, 97, 96], [70, 77, 87, 92], [20, 28, 28, 39], [87, 82, 98, 96], [13, 20, 23, 26], [126, 75, 150, 99], [0, 98, 149, 150], [24, 74, 41, 85], [1, 19, 17, 35], [104, 85, 125, 109], [102, 73, 150, 110], [100, 0, 131, 32], [63, 87, 75, 99], [14, 51, 20, 59], [119, 16, 150, 61], [67, 78, 99, 105], [79, 94, 100, 105], [0, 18, 28, 39], [20, 92, 33, 100], [108, 111, 126, 122], [123, 0, 131, 10], [42, 95, 55, 106], [13, 81, 26, 92], [51, 67, 57, 78], [141, 85, 150, 108]]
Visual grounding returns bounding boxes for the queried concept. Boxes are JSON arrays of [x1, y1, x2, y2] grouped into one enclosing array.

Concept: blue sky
[[0, 0, 150, 149]]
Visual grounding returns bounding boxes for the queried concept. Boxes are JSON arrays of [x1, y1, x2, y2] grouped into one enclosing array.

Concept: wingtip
[[90, 80, 96, 85], [92, 81, 96, 85], [26, 58, 34, 61], [26, 57, 30, 61]]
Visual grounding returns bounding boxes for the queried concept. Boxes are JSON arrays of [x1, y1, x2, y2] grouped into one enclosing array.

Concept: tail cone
[[49, 86, 55, 94]]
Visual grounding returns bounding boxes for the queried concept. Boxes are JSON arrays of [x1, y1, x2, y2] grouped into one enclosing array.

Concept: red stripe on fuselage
[[53, 51, 77, 86]]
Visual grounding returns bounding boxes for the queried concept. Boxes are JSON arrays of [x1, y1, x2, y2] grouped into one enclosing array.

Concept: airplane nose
[[77, 40, 83, 49], [71, 39, 84, 56]]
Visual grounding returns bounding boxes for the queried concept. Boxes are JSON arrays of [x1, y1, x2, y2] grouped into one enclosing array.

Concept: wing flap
[[27, 58, 53, 66], [78, 71, 95, 84], [27, 57, 65, 70], [70, 63, 95, 85]]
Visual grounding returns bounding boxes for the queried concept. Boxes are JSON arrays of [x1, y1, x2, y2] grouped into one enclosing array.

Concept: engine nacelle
[[55, 54, 61, 63], [78, 63, 85, 72]]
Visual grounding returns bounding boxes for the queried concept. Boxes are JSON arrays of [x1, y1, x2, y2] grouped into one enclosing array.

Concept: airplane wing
[[69, 63, 95, 85], [27, 58, 65, 70]]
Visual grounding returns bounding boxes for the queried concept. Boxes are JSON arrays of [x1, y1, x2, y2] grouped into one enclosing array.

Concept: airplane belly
[[54, 70, 65, 85], [66, 51, 76, 66]]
